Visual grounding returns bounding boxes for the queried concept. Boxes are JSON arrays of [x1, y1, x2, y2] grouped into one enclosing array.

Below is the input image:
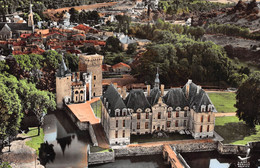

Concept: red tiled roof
[[73, 24, 93, 31], [20, 34, 31, 38], [112, 62, 131, 69], [72, 34, 86, 37], [44, 31, 66, 37], [102, 64, 111, 71], [12, 46, 45, 55], [67, 49, 81, 54]]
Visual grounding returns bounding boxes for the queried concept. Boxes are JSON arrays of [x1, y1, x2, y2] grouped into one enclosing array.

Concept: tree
[[115, 15, 131, 34], [235, 72, 260, 126], [43, 50, 62, 70], [69, 8, 79, 23], [105, 36, 122, 53], [64, 53, 78, 72], [126, 42, 138, 55]]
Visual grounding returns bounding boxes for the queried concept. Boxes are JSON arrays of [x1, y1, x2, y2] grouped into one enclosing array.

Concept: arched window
[[75, 91, 79, 94], [208, 115, 210, 122], [80, 90, 84, 94], [201, 116, 204, 123], [207, 125, 210, 132], [200, 126, 203, 132]]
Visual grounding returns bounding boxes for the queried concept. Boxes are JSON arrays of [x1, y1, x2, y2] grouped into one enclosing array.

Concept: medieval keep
[[101, 71, 216, 145], [56, 54, 103, 109]]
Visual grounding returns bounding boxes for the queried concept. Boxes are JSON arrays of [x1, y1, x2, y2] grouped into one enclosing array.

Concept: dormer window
[[137, 108, 142, 113], [208, 104, 213, 112], [201, 105, 206, 112], [168, 107, 173, 112], [184, 106, 189, 111], [115, 109, 120, 117], [122, 108, 127, 116], [145, 108, 151, 112], [176, 107, 181, 111]]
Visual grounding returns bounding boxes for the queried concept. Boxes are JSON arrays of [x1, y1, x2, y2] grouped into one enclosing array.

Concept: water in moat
[[43, 111, 260, 168]]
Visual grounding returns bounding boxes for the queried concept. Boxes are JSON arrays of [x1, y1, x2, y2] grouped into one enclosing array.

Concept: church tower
[[28, 4, 34, 32], [56, 56, 72, 109]]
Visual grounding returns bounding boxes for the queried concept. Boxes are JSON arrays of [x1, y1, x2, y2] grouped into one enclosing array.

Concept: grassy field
[[215, 116, 260, 145], [208, 92, 237, 113], [91, 100, 102, 118], [23, 127, 44, 155]]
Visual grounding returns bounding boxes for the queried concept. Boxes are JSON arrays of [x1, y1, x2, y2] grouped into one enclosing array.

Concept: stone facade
[[101, 72, 217, 146], [56, 55, 96, 109], [78, 54, 103, 97]]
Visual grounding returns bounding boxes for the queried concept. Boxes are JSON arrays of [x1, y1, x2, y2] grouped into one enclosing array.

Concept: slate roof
[[102, 84, 126, 117], [163, 88, 188, 109], [0, 23, 32, 31], [125, 89, 151, 111], [147, 88, 161, 106]]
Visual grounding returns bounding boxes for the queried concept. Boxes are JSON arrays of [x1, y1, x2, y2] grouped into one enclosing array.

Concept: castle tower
[[56, 57, 72, 109], [154, 67, 160, 89], [78, 54, 103, 97], [28, 4, 34, 32]]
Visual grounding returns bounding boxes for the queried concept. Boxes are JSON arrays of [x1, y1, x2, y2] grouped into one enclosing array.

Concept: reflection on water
[[43, 111, 91, 168]]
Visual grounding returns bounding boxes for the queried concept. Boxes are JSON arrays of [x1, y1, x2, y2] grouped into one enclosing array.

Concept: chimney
[[161, 84, 164, 96], [147, 85, 151, 96], [77, 72, 80, 82], [118, 87, 122, 96], [197, 85, 201, 94], [122, 86, 126, 100], [113, 83, 118, 89], [72, 72, 75, 82]]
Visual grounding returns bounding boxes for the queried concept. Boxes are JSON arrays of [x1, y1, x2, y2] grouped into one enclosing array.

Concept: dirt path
[[215, 112, 236, 117], [0, 134, 44, 168]]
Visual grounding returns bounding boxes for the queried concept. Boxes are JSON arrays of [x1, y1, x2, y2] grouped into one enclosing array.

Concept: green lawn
[[215, 116, 260, 145], [91, 100, 102, 118], [208, 92, 237, 113], [90, 146, 112, 153], [23, 127, 44, 155]]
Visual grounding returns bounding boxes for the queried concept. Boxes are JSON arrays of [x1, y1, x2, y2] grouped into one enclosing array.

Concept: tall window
[[137, 113, 140, 119], [200, 126, 203, 132], [184, 120, 187, 127], [94, 76, 96, 80], [168, 112, 171, 118], [115, 130, 118, 138], [175, 120, 178, 127], [167, 121, 171, 128], [158, 112, 161, 119], [146, 112, 149, 119], [123, 130, 125, 137], [145, 122, 149, 129], [116, 120, 118, 127], [207, 125, 210, 132], [201, 116, 204, 123], [123, 120, 125, 127], [208, 115, 210, 122], [176, 112, 179, 118], [137, 122, 140, 129], [184, 111, 187, 117]]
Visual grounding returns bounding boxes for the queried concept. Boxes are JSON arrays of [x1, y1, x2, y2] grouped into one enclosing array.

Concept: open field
[[44, 2, 118, 14], [215, 116, 260, 145], [208, 92, 237, 113]]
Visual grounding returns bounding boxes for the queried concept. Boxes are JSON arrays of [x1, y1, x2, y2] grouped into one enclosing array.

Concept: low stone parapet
[[88, 149, 115, 165]]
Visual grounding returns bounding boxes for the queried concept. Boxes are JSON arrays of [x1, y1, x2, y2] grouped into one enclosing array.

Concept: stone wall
[[114, 145, 163, 157], [88, 150, 115, 165], [89, 124, 98, 146], [171, 140, 217, 153], [217, 141, 249, 155]]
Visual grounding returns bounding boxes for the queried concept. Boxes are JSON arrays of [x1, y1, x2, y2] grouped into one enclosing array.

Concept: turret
[[154, 67, 160, 89]]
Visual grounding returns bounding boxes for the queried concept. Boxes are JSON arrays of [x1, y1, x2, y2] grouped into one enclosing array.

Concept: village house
[[112, 62, 131, 74], [101, 71, 216, 145]]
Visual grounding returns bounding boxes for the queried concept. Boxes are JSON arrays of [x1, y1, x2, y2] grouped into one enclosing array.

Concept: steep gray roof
[[147, 87, 160, 106], [0, 23, 32, 31], [56, 57, 71, 77], [102, 84, 126, 117], [163, 88, 188, 109], [182, 81, 213, 112], [125, 89, 151, 111]]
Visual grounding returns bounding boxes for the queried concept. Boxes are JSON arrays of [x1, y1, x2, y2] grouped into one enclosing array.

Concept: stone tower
[[78, 54, 103, 97], [56, 57, 72, 109], [28, 4, 34, 32]]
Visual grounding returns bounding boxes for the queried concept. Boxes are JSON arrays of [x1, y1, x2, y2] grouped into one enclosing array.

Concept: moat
[[43, 111, 260, 168]]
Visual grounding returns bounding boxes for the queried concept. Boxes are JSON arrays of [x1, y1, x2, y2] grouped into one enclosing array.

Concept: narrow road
[[215, 112, 236, 117]]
